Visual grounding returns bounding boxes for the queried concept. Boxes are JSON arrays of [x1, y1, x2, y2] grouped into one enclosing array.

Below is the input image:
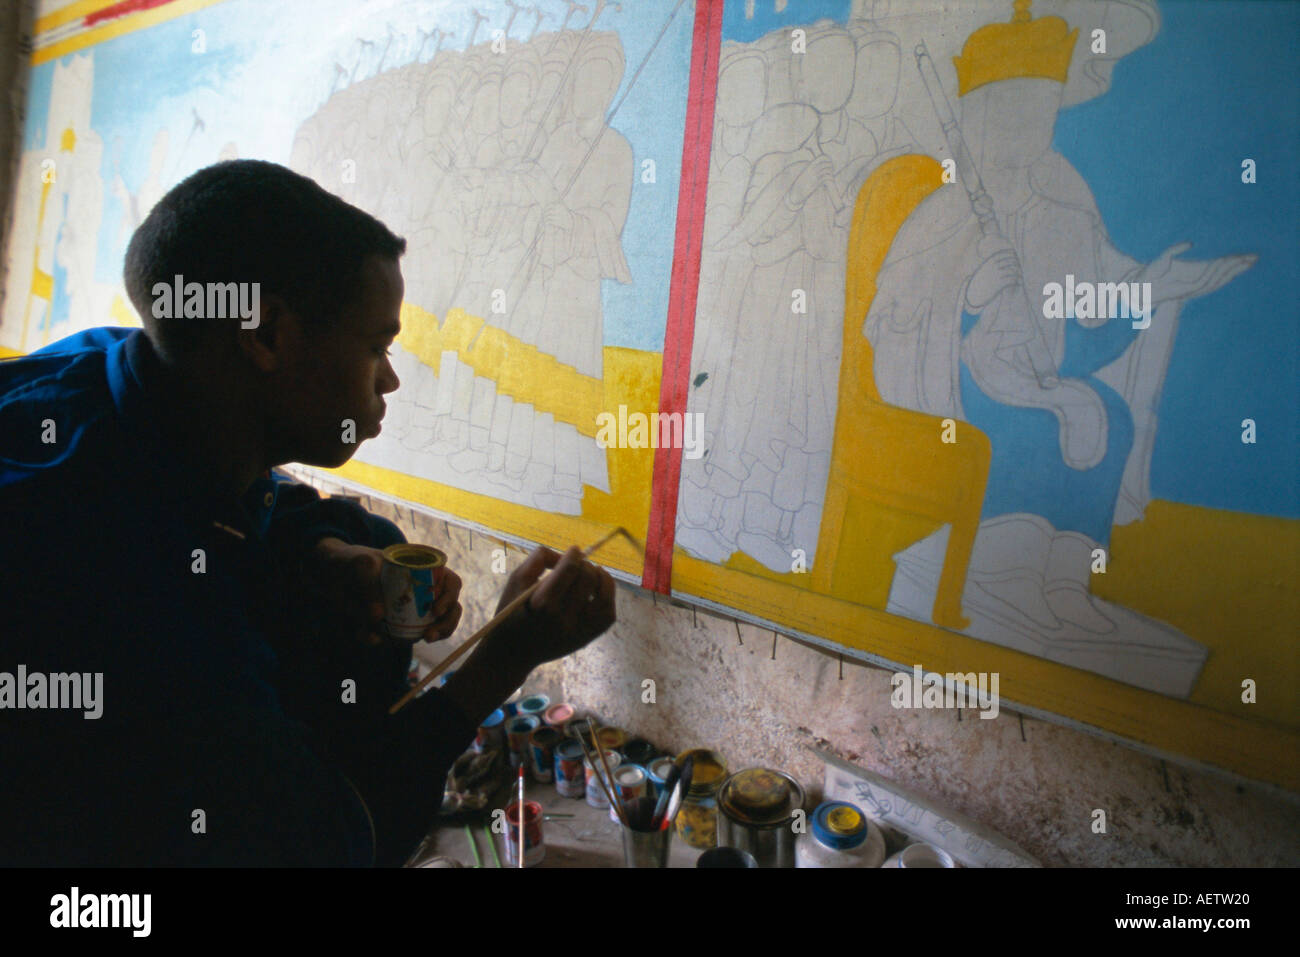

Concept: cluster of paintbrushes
[[573, 717, 694, 833]]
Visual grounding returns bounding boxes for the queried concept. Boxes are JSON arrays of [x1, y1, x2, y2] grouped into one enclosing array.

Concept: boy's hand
[[313, 537, 463, 645], [495, 545, 616, 668]]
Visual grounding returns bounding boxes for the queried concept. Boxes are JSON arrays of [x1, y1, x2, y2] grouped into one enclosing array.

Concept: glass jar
[[674, 749, 728, 849]]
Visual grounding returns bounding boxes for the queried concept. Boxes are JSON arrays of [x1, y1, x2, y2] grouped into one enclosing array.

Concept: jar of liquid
[[674, 749, 728, 850], [796, 801, 886, 868]]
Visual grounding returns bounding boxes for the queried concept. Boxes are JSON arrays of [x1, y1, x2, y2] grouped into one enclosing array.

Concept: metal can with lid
[[506, 715, 540, 770], [609, 763, 647, 822], [504, 800, 545, 867], [716, 767, 805, 868], [565, 716, 595, 747], [380, 544, 446, 640], [474, 708, 507, 753], [796, 801, 886, 868], [529, 725, 561, 783], [518, 694, 550, 719], [674, 749, 728, 850], [584, 751, 623, 809], [622, 738, 658, 768], [543, 703, 575, 730], [595, 726, 626, 753], [554, 739, 586, 798], [646, 756, 675, 799]]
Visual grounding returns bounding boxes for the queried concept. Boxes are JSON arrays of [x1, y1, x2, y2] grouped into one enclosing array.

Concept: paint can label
[[505, 800, 545, 867], [554, 741, 585, 798], [380, 544, 446, 641], [529, 727, 560, 783]]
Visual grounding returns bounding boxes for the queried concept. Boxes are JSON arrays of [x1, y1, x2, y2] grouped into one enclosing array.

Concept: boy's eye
[[374, 347, 392, 357]]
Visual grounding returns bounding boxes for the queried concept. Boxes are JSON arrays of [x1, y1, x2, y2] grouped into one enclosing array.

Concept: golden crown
[[953, 0, 1078, 97]]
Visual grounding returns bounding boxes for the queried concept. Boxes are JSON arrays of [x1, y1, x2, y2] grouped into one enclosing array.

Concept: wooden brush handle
[[388, 526, 637, 715]]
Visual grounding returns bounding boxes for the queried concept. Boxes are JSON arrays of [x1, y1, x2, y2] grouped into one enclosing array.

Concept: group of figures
[[293, 0, 1256, 696], [292, 20, 633, 512], [679, 2, 1254, 696], [679, 18, 915, 572]]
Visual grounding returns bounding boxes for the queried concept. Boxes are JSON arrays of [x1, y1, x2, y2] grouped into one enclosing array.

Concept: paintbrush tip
[[614, 526, 646, 554]]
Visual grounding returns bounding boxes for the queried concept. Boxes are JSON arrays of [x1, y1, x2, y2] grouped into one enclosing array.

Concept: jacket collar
[[106, 330, 278, 540]]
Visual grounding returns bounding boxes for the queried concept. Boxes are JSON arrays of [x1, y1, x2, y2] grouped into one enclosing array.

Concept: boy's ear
[[237, 293, 301, 373]]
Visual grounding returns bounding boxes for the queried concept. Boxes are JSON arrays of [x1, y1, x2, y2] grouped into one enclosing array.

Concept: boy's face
[[278, 254, 403, 468]]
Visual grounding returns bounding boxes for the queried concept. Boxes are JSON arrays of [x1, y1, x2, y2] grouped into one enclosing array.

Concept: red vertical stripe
[[642, 0, 723, 593], [85, 0, 178, 27]]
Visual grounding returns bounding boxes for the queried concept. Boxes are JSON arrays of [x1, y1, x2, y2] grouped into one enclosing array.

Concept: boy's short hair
[[124, 159, 405, 358]]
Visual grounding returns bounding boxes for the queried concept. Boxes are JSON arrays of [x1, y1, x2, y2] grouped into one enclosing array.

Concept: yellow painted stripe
[[672, 545, 1300, 792], [35, 1, 118, 35], [33, 0, 230, 66], [30, 268, 53, 302], [397, 304, 605, 437], [21, 179, 55, 351], [333, 343, 661, 573]]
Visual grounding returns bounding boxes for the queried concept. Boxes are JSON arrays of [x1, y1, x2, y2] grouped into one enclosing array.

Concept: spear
[[914, 40, 1059, 387]]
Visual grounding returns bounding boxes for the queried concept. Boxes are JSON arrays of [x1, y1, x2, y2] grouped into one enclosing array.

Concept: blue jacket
[[0, 327, 476, 865]]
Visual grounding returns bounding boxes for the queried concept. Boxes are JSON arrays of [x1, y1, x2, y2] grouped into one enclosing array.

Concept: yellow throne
[[811, 154, 990, 630]]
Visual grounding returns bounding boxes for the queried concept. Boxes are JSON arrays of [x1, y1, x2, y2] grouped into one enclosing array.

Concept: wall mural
[[3, 0, 1296, 788]]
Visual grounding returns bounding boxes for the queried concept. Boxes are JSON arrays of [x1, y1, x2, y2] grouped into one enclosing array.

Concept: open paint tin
[[717, 767, 805, 868], [380, 544, 446, 640]]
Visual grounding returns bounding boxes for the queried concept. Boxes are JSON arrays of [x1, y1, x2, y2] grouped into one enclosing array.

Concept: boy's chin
[[299, 442, 362, 469]]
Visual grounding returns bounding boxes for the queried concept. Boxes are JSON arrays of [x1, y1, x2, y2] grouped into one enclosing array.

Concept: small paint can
[[506, 715, 541, 770], [610, 764, 647, 822], [554, 740, 586, 798], [623, 738, 658, 767], [584, 751, 623, 809], [529, 726, 561, 783], [518, 694, 550, 719], [475, 708, 507, 753], [596, 726, 626, 753], [646, 756, 676, 798], [566, 716, 595, 747], [543, 703, 575, 730], [504, 800, 545, 867], [380, 544, 446, 640]]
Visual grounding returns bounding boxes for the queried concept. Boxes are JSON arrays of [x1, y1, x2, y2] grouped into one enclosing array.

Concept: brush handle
[[388, 580, 539, 714], [389, 527, 632, 714], [661, 758, 694, 831], [649, 765, 680, 830], [590, 720, 628, 827]]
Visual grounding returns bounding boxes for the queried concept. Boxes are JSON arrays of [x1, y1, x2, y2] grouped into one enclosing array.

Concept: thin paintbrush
[[649, 763, 681, 831], [390, 526, 644, 714], [572, 724, 622, 813], [590, 719, 628, 827], [464, 824, 482, 868], [660, 756, 694, 831], [484, 821, 501, 868], [516, 765, 525, 868]]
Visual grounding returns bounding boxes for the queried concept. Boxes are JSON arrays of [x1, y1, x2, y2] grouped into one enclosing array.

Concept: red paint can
[[505, 800, 544, 867]]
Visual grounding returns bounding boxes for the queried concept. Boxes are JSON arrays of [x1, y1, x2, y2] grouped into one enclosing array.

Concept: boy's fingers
[[520, 545, 561, 576], [433, 570, 462, 617], [422, 603, 462, 642], [532, 546, 584, 607]]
